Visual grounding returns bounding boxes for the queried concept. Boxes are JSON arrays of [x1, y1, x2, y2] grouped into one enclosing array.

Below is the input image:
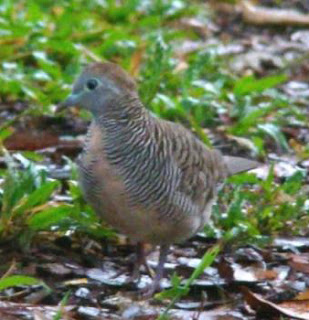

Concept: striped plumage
[[60, 62, 258, 296]]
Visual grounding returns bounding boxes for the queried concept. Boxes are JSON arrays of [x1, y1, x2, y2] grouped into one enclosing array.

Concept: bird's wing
[[165, 123, 224, 212], [165, 123, 259, 212]]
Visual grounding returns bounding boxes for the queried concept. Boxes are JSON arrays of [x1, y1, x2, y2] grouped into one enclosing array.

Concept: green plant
[[156, 245, 220, 319], [210, 167, 308, 244], [53, 291, 71, 320], [0, 275, 48, 292], [0, 150, 61, 243], [0, 151, 114, 247]]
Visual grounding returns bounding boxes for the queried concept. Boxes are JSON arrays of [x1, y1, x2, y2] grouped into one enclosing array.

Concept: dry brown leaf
[[209, 1, 242, 15], [63, 278, 88, 286], [241, 1, 309, 26], [254, 268, 277, 281], [1, 260, 16, 280], [171, 307, 246, 320], [39, 263, 72, 277], [33, 310, 47, 320], [174, 60, 189, 73], [289, 254, 309, 274], [296, 290, 309, 301], [218, 258, 277, 283], [0, 301, 75, 320], [243, 287, 309, 320], [280, 300, 309, 315], [226, 134, 258, 152], [176, 18, 211, 38], [129, 47, 145, 77], [75, 44, 102, 62], [4, 130, 59, 151], [275, 190, 295, 204]]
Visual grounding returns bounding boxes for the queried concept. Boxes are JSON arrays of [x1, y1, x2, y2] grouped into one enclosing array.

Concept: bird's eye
[[86, 79, 99, 90]]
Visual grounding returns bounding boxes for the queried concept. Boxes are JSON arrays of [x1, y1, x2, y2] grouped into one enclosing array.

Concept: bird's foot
[[140, 278, 161, 299], [127, 266, 142, 285], [116, 242, 153, 290]]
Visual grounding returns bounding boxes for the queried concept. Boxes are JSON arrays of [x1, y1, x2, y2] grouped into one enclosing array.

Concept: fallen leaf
[[63, 278, 88, 286], [296, 290, 309, 301], [176, 18, 212, 38], [280, 300, 309, 316], [218, 258, 277, 283], [241, 0, 309, 26], [243, 287, 309, 320], [171, 307, 245, 320], [273, 238, 309, 250], [4, 130, 59, 151], [37, 263, 72, 277], [289, 254, 309, 274]]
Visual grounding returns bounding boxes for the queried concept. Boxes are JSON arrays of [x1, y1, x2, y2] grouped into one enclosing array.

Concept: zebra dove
[[60, 62, 258, 296]]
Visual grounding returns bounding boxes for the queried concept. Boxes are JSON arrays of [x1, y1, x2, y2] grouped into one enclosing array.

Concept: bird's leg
[[112, 242, 152, 282], [130, 242, 152, 282], [142, 244, 169, 298]]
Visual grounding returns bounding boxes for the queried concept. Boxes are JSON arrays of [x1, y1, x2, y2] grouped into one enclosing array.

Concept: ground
[[0, 0, 309, 319]]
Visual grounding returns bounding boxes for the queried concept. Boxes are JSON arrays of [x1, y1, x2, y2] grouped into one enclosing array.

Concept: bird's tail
[[223, 156, 259, 176]]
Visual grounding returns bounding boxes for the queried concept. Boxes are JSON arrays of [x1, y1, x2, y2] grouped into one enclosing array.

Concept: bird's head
[[59, 63, 137, 114]]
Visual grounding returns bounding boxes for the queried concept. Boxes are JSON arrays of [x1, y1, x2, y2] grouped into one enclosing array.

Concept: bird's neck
[[93, 95, 159, 185], [95, 94, 154, 136]]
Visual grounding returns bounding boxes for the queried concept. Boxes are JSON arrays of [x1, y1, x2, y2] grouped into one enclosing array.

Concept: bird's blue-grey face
[[59, 72, 121, 114], [60, 63, 137, 115]]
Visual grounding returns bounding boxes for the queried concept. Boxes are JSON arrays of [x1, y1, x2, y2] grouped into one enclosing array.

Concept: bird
[[59, 62, 258, 297]]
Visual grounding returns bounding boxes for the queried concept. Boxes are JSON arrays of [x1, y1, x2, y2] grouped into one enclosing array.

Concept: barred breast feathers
[[96, 97, 226, 222]]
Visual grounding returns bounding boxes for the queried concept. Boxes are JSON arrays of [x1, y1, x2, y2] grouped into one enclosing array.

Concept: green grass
[[0, 0, 308, 255], [0, 150, 114, 246]]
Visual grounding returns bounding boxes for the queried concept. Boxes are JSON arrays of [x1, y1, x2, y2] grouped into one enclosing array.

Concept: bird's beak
[[57, 93, 81, 112]]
